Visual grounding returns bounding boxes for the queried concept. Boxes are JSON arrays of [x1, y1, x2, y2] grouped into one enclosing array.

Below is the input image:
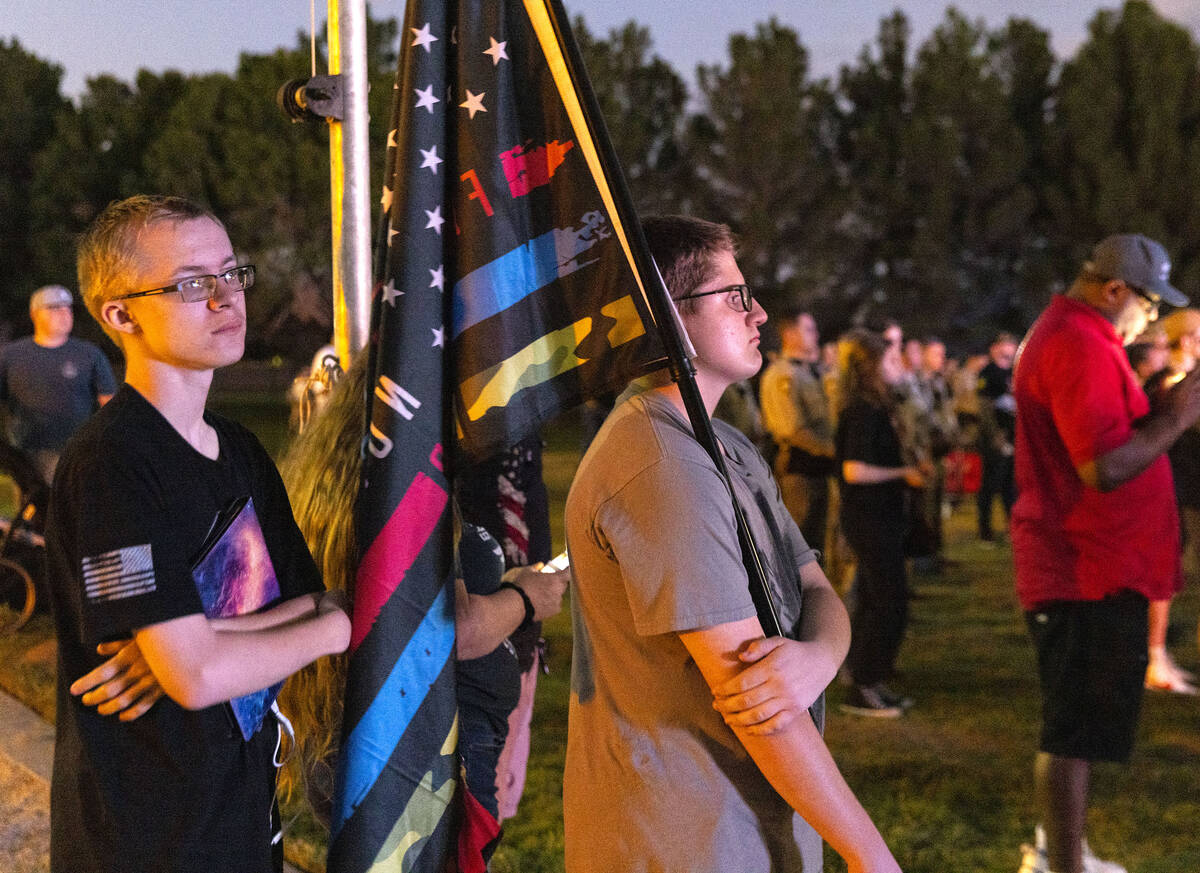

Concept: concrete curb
[[0, 688, 304, 873]]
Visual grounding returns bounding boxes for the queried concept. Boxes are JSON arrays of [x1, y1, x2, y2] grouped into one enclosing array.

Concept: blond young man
[[47, 195, 350, 873]]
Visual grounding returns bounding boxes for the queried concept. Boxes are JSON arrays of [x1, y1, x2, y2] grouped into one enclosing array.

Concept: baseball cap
[[1085, 234, 1188, 308], [30, 285, 73, 311]]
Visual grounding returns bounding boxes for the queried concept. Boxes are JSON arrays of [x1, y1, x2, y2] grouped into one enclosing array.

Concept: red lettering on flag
[[351, 471, 448, 651], [499, 139, 574, 198], [461, 169, 494, 217]]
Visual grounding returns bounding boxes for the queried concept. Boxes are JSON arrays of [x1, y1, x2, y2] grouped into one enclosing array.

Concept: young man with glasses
[[45, 195, 351, 873], [564, 215, 900, 873], [1011, 234, 1200, 873]]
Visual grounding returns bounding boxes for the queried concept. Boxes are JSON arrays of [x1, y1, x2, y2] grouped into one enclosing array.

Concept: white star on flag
[[411, 23, 438, 53], [430, 265, 445, 291], [420, 145, 443, 175], [414, 84, 440, 114], [388, 223, 399, 246], [381, 278, 403, 306], [381, 186, 393, 212], [483, 37, 509, 66], [460, 90, 487, 119], [387, 127, 398, 148], [432, 326, 445, 348], [425, 205, 445, 235]]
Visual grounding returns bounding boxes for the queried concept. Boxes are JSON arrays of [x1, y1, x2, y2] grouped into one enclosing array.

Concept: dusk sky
[[8, 1, 1200, 100]]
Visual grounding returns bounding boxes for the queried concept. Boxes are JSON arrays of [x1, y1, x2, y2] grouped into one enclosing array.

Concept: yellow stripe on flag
[[523, 0, 655, 324], [366, 715, 459, 873], [459, 296, 646, 422]]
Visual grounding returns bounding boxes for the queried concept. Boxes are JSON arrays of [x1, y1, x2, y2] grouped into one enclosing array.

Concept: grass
[[4, 396, 1199, 872]]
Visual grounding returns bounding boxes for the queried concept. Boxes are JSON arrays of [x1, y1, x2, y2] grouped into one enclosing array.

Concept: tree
[[0, 39, 71, 331], [686, 19, 844, 313], [29, 69, 190, 331], [1048, 0, 1200, 297], [573, 17, 689, 213], [836, 12, 915, 332]]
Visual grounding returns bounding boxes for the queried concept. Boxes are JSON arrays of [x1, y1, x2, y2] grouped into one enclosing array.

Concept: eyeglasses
[[677, 283, 755, 313], [1128, 283, 1160, 319], [115, 265, 255, 303]]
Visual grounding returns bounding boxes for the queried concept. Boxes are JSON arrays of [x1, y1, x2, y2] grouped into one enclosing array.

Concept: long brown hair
[[835, 328, 894, 416], [275, 356, 370, 819]]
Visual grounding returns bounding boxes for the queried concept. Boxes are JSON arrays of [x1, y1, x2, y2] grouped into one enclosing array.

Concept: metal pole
[[327, 0, 373, 365]]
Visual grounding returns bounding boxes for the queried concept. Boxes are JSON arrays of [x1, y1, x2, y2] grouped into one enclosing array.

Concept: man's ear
[[1101, 279, 1129, 307], [100, 300, 139, 337]]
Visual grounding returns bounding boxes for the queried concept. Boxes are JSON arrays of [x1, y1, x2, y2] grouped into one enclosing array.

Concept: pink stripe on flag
[[351, 471, 448, 651]]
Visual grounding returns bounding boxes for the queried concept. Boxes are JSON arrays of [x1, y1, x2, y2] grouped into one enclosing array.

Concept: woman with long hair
[[834, 328, 926, 717], [275, 357, 567, 862]]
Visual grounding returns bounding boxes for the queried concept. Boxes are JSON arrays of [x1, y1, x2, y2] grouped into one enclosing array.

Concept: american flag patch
[[82, 545, 156, 602]]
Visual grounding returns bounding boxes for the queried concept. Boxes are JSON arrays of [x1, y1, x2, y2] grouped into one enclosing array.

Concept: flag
[[330, 1, 663, 870]]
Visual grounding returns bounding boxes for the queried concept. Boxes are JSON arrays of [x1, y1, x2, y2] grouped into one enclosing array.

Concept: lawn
[[2, 395, 1198, 873]]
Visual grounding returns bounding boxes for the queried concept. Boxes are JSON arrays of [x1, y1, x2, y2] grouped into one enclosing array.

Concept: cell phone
[[541, 550, 569, 572]]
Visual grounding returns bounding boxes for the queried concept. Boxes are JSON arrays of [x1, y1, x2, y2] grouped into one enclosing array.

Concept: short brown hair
[[76, 195, 221, 343], [640, 215, 736, 314]]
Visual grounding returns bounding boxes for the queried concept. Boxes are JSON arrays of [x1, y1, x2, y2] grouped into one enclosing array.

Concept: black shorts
[[1025, 590, 1149, 763]]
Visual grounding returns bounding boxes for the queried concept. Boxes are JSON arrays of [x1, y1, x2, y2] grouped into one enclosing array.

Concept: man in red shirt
[[1012, 234, 1200, 873]]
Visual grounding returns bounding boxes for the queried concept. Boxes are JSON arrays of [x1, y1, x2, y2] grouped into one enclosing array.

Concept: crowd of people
[[11, 192, 1199, 873]]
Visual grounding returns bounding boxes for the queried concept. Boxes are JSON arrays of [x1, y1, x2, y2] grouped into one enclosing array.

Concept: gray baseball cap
[[1085, 234, 1188, 308], [30, 285, 73, 311]]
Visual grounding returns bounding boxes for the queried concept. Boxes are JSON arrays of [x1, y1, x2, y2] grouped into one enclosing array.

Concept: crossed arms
[[71, 590, 350, 718], [681, 561, 901, 873]]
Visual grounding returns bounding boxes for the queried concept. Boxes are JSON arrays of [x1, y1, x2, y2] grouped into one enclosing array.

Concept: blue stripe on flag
[[452, 230, 562, 338], [334, 583, 455, 831]]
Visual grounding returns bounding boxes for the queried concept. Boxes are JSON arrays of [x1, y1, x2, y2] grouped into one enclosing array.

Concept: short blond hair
[[76, 195, 221, 344]]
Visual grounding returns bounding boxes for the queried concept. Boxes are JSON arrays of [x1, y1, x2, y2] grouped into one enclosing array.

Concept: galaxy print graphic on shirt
[[191, 496, 281, 740]]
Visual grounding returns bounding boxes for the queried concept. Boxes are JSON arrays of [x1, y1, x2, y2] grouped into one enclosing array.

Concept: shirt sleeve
[[837, 403, 885, 465], [91, 347, 118, 397], [594, 454, 757, 636], [53, 448, 206, 646]]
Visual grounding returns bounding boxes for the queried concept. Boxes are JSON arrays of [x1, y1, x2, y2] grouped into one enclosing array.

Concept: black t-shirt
[[455, 522, 522, 820], [835, 400, 906, 544], [45, 385, 323, 873]]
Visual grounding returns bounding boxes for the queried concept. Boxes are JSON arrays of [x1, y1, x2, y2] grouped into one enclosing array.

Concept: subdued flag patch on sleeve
[[82, 545, 156, 602]]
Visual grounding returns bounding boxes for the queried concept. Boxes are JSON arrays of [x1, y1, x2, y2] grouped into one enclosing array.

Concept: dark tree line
[[3, 1, 1198, 358]]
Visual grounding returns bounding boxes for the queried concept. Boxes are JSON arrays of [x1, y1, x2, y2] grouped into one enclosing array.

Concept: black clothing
[[46, 385, 322, 873], [455, 522, 522, 821], [977, 362, 1016, 539], [836, 400, 910, 686], [1025, 590, 1148, 762], [836, 401, 906, 554]]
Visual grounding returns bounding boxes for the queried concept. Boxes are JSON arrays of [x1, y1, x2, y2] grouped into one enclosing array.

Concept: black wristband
[[498, 581, 535, 626]]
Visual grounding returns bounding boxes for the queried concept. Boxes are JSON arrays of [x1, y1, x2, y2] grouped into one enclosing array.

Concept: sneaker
[[1145, 657, 1199, 695], [1017, 841, 1045, 873], [839, 685, 903, 718], [1024, 826, 1128, 873], [873, 683, 914, 711]]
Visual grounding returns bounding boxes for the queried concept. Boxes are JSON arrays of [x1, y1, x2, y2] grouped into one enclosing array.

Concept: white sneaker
[[1026, 826, 1128, 873], [1017, 841, 1046, 873]]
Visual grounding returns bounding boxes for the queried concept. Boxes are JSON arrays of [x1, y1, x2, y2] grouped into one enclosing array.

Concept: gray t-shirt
[[564, 389, 823, 873]]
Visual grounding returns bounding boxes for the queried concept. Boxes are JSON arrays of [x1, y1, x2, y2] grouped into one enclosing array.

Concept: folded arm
[[710, 561, 849, 734], [133, 593, 350, 710], [681, 618, 899, 873]]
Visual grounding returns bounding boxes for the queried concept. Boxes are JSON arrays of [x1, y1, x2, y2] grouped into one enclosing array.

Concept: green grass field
[[2, 397, 1197, 872]]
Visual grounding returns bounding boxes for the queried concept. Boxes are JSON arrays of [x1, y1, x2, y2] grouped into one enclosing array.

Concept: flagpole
[[327, 0, 373, 365], [541, 0, 782, 638]]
